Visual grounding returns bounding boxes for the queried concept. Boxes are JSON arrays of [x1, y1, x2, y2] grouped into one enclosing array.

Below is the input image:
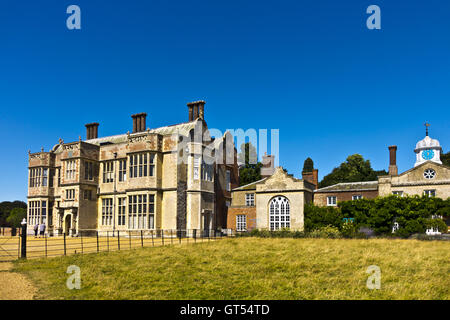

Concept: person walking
[[39, 223, 46, 238], [33, 223, 39, 238]]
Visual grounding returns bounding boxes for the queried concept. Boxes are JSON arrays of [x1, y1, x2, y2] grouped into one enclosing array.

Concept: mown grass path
[[12, 238, 450, 300]]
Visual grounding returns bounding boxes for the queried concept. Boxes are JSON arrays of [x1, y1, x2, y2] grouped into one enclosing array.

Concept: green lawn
[[13, 237, 450, 300]]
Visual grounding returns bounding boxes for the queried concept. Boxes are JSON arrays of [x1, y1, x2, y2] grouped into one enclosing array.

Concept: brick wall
[[314, 190, 379, 206], [227, 207, 256, 231]]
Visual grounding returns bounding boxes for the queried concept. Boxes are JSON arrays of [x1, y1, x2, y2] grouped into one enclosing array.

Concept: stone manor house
[[27, 101, 239, 236], [28, 106, 449, 236]]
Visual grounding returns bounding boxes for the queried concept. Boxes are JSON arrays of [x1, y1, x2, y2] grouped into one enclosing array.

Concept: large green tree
[[0, 201, 27, 227], [319, 154, 388, 188], [6, 207, 27, 228], [238, 142, 263, 186], [442, 151, 450, 167]]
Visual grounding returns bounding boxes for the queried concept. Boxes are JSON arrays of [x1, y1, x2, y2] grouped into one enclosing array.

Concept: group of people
[[33, 222, 46, 238]]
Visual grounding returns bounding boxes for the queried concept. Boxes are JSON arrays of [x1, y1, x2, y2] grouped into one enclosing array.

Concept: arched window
[[269, 196, 290, 230]]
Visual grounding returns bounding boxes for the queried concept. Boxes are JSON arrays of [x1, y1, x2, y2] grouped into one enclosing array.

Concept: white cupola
[[414, 123, 442, 167]]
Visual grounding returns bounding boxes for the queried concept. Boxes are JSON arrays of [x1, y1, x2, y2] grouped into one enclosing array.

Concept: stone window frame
[[201, 160, 214, 182], [83, 189, 92, 201], [423, 168, 436, 180], [103, 161, 115, 183], [65, 160, 77, 180], [269, 196, 291, 231], [29, 167, 48, 188], [128, 193, 155, 230], [352, 195, 363, 200], [226, 170, 231, 192], [101, 198, 113, 226], [65, 189, 76, 200], [28, 200, 44, 226], [118, 197, 126, 226], [236, 215, 247, 231], [392, 191, 404, 197], [424, 189, 436, 197], [118, 159, 127, 182], [245, 193, 255, 206], [129, 152, 155, 179], [327, 196, 337, 206], [84, 161, 94, 181], [193, 155, 200, 180]]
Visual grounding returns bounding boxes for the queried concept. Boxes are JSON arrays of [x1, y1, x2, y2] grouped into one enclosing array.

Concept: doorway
[[64, 214, 71, 235]]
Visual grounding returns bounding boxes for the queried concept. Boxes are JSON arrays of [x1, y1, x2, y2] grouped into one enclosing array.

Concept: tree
[[0, 201, 27, 227], [238, 142, 263, 186], [319, 154, 388, 188], [442, 151, 450, 167], [302, 157, 314, 173], [6, 207, 27, 228]]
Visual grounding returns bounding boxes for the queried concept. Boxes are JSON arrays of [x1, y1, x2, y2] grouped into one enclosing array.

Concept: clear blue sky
[[1, 0, 449, 201]]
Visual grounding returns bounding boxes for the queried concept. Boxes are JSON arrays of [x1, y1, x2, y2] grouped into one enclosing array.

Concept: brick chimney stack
[[388, 145, 398, 176], [85, 123, 99, 140], [187, 100, 206, 121], [261, 153, 275, 178], [302, 169, 319, 190], [131, 113, 147, 133]]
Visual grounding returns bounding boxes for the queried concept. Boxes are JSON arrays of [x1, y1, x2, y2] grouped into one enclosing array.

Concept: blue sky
[[0, 0, 449, 201]]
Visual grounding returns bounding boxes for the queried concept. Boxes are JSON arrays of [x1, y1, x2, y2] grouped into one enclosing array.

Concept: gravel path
[[0, 262, 36, 300]]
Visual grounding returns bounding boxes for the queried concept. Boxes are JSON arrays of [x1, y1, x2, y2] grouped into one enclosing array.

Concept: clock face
[[422, 149, 435, 160]]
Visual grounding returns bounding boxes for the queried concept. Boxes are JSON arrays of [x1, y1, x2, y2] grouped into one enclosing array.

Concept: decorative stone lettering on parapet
[[63, 143, 79, 151]]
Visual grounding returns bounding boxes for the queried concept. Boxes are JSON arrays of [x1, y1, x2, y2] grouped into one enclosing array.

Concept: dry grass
[[12, 237, 450, 300]]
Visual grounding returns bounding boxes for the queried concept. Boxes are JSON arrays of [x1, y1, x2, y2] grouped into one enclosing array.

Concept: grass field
[[12, 237, 450, 300]]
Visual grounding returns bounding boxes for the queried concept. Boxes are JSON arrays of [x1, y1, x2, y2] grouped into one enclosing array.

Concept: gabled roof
[[393, 160, 450, 177], [232, 178, 268, 191], [315, 181, 378, 193]]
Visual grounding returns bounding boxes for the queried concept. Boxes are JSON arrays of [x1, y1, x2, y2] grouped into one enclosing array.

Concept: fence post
[[96, 231, 99, 253], [20, 222, 27, 259], [80, 232, 84, 254], [193, 229, 196, 243], [117, 230, 120, 251], [151, 230, 154, 247], [45, 234, 47, 258], [63, 233, 67, 256], [140, 230, 143, 248], [107, 231, 109, 252]]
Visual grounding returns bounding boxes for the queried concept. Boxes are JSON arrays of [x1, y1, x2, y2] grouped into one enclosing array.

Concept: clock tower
[[414, 122, 442, 167]]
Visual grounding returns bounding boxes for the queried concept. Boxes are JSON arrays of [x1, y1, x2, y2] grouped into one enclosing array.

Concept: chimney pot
[[131, 113, 147, 133], [187, 100, 206, 121], [85, 122, 99, 140], [388, 145, 398, 176]]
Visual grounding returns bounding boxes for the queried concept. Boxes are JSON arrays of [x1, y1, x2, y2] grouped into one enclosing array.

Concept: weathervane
[[424, 121, 430, 136]]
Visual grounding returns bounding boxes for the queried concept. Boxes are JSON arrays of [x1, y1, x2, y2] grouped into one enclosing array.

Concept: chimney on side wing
[[388, 145, 398, 176]]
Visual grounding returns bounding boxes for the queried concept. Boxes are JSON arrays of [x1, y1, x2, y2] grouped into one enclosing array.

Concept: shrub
[[308, 225, 341, 239], [304, 203, 342, 231]]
